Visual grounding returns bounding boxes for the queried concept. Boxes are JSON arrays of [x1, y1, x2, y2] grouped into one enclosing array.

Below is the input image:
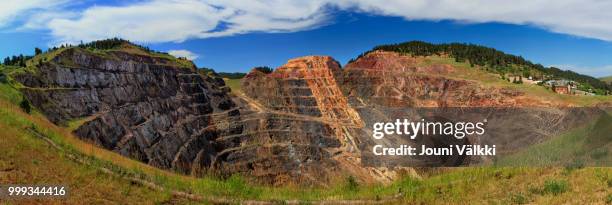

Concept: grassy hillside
[[10, 38, 195, 73], [0, 101, 177, 204], [417, 55, 612, 106], [601, 76, 612, 83], [1, 66, 176, 204], [224, 78, 243, 94], [495, 113, 612, 167]]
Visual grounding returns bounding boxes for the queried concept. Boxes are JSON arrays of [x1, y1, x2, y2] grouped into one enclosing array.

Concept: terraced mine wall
[[339, 51, 608, 167], [15, 48, 243, 175], [240, 56, 398, 184], [14, 48, 610, 185], [14, 48, 396, 185], [339, 51, 538, 107]]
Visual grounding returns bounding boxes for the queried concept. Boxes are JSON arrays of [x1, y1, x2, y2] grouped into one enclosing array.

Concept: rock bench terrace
[[14, 46, 601, 185]]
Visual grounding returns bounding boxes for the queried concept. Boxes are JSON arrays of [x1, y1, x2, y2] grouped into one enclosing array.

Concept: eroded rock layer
[[15, 48, 382, 185], [338, 51, 603, 166], [15, 47, 607, 185], [239, 56, 389, 184], [242, 56, 362, 127], [340, 51, 542, 107], [16, 48, 240, 175]]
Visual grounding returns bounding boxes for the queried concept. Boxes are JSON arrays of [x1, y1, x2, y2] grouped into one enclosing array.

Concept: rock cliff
[[16, 47, 240, 175], [15, 47, 396, 185], [14, 46, 607, 186], [239, 56, 401, 184], [340, 51, 544, 107]]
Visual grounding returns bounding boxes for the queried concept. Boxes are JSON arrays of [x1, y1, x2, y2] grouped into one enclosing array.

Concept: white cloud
[[7, 0, 612, 43], [46, 0, 331, 44], [333, 0, 612, 41], [168, 49, 199, 60], [4, 0, 612, 44], [550, 64, 612, 78], [0, 0, 68, 28], [196, 0, 332, 38], [47, 0, 232, 44], [19, 11, 77, 30]]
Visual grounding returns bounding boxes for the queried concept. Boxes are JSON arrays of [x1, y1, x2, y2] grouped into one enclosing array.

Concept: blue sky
[[1, 0, 611, 77]]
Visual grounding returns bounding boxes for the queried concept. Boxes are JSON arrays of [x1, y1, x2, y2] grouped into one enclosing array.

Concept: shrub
[[345, 175, 359, 192], [20, 98, 31, 114], [564, 158, 585, 172], [510, 192, 528, 204], [543, 180, 569, 195], [253, 66, 273, 74], [590, 148, 608, 160], [217, 72, 246, 79]]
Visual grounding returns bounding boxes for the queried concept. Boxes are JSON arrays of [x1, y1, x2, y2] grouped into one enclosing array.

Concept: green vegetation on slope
[[355, 41, 612, 93], [2, 38, 195, 72], [418, 55, 612, 106], [218, 72, 246, 79], [601, 76, 612, 83], [0, 66, 25, 105], [198, 67, 247, 79], [76, 38, 152, 52], [495, 112, 612, 167], [1, 66, 175, 204], [252, 66, 274, 74], [0, 103, 176, 204], [224, 78, 242, 94]]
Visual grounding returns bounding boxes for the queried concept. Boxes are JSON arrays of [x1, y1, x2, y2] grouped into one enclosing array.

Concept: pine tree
[[20, 98, 31, 114], [34, 47, 42, 55]]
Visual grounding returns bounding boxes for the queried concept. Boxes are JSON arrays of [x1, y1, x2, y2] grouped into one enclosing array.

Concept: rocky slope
[[239, 56, 404, 184], [13, 46, 609, 186], [15, 47, 241, 176], [241, 51, 607, 169], [340, 51, 547, 107], [338, 51, 605, 164], [13, 46, 400, 185]]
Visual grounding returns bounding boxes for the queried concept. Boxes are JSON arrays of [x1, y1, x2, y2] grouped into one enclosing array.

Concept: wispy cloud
[[0, 0, 69, 28], [334, 0, 612, 41], [45, 0, 332, 44], [7, 0, 612, 43], [168, 49, 199, 60]]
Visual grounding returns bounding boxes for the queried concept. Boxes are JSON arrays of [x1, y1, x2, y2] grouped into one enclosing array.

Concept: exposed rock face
[[340, 51, 542, 107], [337, 51, 603, 166], [239, 56, 393, 184], [241, 52, 604, 174], [242, 56, 362, 126], [15, 48, 606, 185], [16, 48, 390, 185], [16, 48, 240, 175]]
